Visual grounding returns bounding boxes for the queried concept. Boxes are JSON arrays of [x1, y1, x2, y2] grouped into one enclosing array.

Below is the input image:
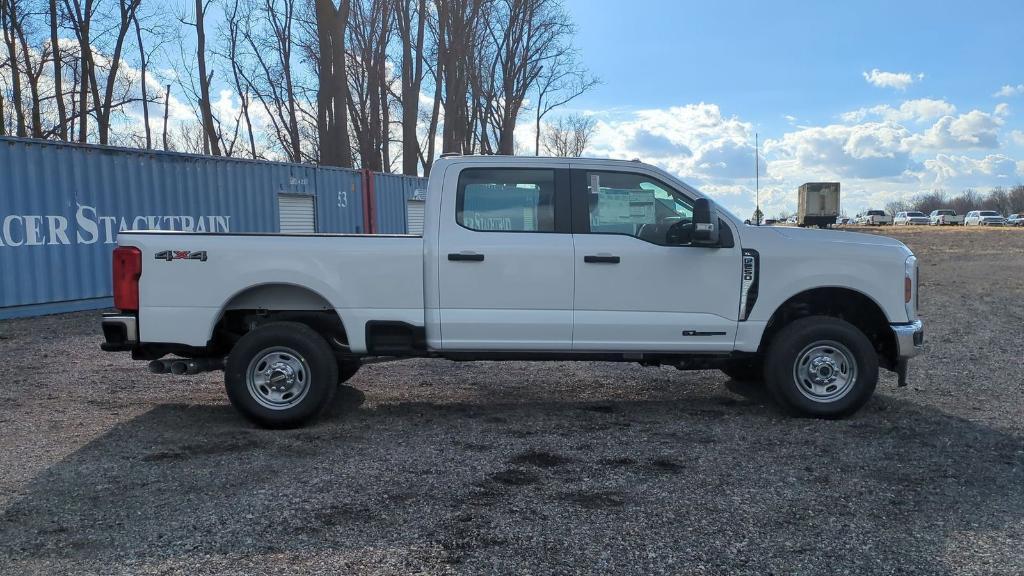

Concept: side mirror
[[692, 198, 720, 246]]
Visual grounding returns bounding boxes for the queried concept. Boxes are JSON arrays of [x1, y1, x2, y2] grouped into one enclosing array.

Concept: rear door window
[[456, 169, 558, 232]]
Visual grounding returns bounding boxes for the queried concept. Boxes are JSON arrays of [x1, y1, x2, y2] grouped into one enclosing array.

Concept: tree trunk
[[162, 83, 170, 150], [11, 1, 42, 137], [314, 0, 352, 167], [397, 0, 426, 175], [2, 0, 27, 137], [50, 0, 68, 140], [133, 13, 150, 148], [96, 1, 137, 145], [195, 0, 220, 155]]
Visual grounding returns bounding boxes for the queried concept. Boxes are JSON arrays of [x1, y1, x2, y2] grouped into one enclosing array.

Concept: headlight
[[905, 255, 918, 320]]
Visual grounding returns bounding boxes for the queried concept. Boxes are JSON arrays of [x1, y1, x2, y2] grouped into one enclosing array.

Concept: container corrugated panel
[[315, 167, 365, 234], [374, 173, 428, 233], [0, 137, 367, 318]]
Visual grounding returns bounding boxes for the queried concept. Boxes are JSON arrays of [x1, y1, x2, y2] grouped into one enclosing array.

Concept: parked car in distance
[[929, 209, 964, 226], [1007, 213, 1024, 227], [837, 216, 852, 225], [857, 210, 893, 226], [964, 210, 1007, 226], [894, 211, 931, 225], [101, 155, 923, 426]]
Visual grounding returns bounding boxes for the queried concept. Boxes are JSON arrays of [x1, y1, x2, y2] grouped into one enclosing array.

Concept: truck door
[[436, 165, 573, 350], [570, 167, 741, 352]]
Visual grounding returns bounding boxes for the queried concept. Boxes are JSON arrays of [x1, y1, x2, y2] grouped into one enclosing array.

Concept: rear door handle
[[584, 255, 620, 264], [448, 252, 485, 262]]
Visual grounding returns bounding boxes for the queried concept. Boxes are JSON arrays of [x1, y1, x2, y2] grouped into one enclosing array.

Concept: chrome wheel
[[246, 347, 311, 410], [792, 340, 857, 403]]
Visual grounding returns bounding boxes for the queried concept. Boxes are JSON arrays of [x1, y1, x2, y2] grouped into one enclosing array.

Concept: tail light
[[113, 246, 142, 311]]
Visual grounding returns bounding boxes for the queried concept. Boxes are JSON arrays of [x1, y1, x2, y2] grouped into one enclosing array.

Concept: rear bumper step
[[101, 313, 138, 352]]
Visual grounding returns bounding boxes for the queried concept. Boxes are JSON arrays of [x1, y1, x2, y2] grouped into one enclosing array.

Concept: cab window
[[456, 168, 556, 232], [583, 171, 694, 245]]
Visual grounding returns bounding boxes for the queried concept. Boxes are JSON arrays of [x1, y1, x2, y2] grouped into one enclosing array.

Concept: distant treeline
[[884, 185, 1024, 217]]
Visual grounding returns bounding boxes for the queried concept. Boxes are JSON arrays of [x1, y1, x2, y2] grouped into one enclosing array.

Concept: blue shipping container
[[373, 172, 427, 234], [0, 137, 425, 319]]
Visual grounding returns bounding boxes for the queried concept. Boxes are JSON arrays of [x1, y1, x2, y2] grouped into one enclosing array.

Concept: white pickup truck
[[102, 156, 924, 427], [857, 210, 893, 226]]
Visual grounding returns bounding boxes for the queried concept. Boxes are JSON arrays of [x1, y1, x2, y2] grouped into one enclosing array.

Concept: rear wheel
[[225, 322, 338, 428], [764, 316, 878, 418]]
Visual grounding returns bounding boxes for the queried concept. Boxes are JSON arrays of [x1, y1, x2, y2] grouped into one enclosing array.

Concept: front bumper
[[101, 313, 138, 351], [890, 320, 924, 386]]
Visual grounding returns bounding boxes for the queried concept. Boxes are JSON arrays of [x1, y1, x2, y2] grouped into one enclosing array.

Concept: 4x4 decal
[[154, 250, 208, 262]]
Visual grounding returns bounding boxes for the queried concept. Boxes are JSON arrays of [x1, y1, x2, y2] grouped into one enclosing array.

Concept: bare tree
[[240, 0, 304, 162], [9, 0, 46, 137], [62, 0, 96, 142], [313, 0, 352, 167], [483, 0, 571, 154], [346, 0, 392, 171], [541, 112, 593, 157], [190, 0, 219, 154], [48, 0, 67, 139], [2, 0, 28, 137], [532, 47, 597, 154], [394, 0, 427, 174], [435, 0, 486, 154]]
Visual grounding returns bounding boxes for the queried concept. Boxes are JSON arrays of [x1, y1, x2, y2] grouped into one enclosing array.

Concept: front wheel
[[225, 322, 338, 428], [764, 316, 878, 418]]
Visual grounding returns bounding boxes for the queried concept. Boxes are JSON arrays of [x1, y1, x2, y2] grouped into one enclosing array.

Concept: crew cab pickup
[[102, 156, 924, 427], [929, 209, 964, 226], [857, 210, 893, 226]]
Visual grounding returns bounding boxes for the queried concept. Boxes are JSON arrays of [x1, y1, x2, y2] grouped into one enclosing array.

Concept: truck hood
[[767, 226, 909, 249]]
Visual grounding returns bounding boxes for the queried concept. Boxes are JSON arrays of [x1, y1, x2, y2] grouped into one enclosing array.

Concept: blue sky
[[561, 0, 1024, 217]]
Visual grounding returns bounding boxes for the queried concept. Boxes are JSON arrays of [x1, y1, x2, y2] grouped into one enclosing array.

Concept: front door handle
[[448, 252, 485, 262], [584, 255, 620, 264]]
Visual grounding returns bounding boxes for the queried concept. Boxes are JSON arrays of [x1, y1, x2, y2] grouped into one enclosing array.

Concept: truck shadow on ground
[[1, 384, 1022, 574]]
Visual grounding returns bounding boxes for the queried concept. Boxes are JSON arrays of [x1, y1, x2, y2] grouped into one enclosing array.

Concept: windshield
[[980, 211, 1000, 217], [906, 212, 926, 217], [867, 210, 885, 216], [935, 210, 954, 216]]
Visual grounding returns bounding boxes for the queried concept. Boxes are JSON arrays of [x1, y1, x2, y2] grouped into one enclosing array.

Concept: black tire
[[720, 358, 764, 383], [225, 321, 338, 428], [763, 316, 878, 418]]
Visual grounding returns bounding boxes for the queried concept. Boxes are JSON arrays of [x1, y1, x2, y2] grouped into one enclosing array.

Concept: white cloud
[[993, 84, 1024, 98], [923, 154, 1020, 185], [588, 103, 755, 179], [905, 109, 1004, 151], [577, 97, 1021, 219], [862, 68, 924, 91], [765, 122, 917, 181], [841, 99, 956, 124]]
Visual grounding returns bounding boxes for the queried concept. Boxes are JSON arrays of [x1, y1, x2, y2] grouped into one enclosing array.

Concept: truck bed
[[118, 231, 425, 352]]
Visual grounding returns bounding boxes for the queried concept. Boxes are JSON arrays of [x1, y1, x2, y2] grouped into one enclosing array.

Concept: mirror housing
[[691, 198, 720, 246]]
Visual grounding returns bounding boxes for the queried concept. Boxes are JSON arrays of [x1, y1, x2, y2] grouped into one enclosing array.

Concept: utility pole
[[755, 132, 760, 225]]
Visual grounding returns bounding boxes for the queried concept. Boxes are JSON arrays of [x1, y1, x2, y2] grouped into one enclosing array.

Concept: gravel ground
[[1, 227, 1023, 575]]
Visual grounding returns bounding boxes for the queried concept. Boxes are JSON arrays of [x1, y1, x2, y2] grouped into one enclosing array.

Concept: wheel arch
[[758, 286, 898, 370], [208, 282, 350, 353]]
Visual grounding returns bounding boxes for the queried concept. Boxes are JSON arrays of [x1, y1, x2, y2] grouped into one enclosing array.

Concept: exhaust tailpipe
[[169, 361, 189, 375], [148, 360, 169, 374]]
